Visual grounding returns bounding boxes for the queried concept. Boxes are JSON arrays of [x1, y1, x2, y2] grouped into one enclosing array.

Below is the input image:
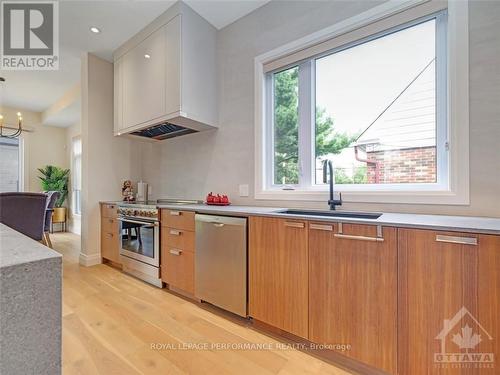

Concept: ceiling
[[0, 0, 270, 126]]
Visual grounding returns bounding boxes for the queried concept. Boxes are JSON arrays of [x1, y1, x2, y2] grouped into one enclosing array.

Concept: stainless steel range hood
[[131, 122, 196, 140], [127, 113, 217, 141]]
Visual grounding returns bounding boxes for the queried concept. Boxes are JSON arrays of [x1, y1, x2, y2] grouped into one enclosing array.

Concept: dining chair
[[0, 192, 47, 242], [43, 191, 60, 248]]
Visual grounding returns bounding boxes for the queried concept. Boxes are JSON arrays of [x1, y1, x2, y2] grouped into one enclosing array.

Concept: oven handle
[[117, 218, 159, 226]]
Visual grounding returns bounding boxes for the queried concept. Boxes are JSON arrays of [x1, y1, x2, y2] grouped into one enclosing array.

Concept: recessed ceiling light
[[144, 54, 151, 59], [90, 27, 101, 34]]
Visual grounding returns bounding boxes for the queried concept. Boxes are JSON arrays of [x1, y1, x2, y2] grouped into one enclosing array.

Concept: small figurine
[[122, 180, 135, 202]]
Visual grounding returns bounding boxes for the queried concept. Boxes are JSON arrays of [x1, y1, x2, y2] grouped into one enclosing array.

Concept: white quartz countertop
[[155, 203, 500, 235], [0, 223, 61, 269]]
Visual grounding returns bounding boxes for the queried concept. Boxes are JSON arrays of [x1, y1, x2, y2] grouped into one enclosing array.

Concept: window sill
[[255, 188, 469, 205]]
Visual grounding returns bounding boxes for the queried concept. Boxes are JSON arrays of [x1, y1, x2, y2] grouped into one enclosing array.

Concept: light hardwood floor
[[53, 232, 354, 375]]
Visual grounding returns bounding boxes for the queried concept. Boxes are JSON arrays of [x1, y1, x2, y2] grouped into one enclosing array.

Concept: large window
[[266, 12, 448, 192], [71, 136, 82, 215], [0, 138, 23, 192]]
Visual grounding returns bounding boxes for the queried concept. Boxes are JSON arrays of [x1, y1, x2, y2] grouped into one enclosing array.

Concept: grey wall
[[141, 0, 500, 218]]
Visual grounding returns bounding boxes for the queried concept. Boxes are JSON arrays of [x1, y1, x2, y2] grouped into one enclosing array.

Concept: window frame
[[0, 137, 24, 192], [71, 136, 82, 216], [254, 0, 469, 205]]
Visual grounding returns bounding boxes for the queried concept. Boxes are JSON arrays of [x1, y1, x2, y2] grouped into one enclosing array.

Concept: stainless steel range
[[117, 202, 162, 287], [117, 199, 203, 288]]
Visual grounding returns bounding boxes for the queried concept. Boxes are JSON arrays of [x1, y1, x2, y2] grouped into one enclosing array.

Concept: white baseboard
[[79, 252, 102, 267]]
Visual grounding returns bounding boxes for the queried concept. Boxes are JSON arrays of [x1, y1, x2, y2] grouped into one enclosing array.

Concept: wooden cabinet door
[[249, 217, 308, 338], [309, 222, 397, 374], [160, 227, 194, 294], [122, 24, 166, 129], [477, 234, 500, 373], [101, 217, 120, 264], [398, 229, 480, 375]]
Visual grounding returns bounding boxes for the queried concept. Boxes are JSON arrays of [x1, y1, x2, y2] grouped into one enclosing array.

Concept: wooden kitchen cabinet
[[398, 229, 500, 375], [161, 209, 195, 231], [249, 217, 309, 339], [309, 222, 397, 374], [160, 209, 195, 295], [100, 203, 120, 264], [477, 234, 500, 373]]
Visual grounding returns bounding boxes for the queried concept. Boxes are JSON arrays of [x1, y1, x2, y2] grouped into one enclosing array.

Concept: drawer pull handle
[[436, 235, 477, 246], [284, 221, 305, 228], [107, 233, 113, 238], [310, 223, 333, 231], [334, 234, 384, 242], [170, 211, 182, 216], [169, 249, 182, 256], [169, 230, 182, 236], [335, 222, 384, 242], [109, 219, 114, 224]]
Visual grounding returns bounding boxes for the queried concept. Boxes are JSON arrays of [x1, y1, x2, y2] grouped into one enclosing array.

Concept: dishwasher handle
[[210, 222, 225, 227], [195, 214, 247, 227]]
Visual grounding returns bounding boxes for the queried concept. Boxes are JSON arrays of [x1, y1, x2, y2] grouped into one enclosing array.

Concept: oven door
[[118, 217, 159, 267]]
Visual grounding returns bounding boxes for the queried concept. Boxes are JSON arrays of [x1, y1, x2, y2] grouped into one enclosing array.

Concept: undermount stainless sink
[[276, 209, 382, 220]]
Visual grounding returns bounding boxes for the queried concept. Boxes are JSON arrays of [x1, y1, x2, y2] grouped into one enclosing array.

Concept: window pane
[[315, 19, 437, 185], [273, 66, 299, 185], [0, 138, 20, 192]]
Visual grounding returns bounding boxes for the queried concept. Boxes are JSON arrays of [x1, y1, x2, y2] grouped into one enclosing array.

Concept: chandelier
[[0, 77, 24, 139]]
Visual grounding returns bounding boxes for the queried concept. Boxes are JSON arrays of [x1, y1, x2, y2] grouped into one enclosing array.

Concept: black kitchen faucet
[[322, 159, 343, 210]]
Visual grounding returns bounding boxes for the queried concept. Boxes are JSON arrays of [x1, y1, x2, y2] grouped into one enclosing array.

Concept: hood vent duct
[[131, 122, 197, 140]]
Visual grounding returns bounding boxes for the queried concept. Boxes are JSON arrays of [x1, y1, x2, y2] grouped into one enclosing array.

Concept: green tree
[[334, 166, 368, 185], [273, 68, 357, 185]]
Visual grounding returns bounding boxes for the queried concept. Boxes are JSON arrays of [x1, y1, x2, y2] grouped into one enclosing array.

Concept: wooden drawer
[[161, 209, 195, 231], [161, 246, 194, 294], [101, 203, 118, 219], [162, 227, 195, 252], [101, 217, 118, 234], [101, 231, 120, 263]]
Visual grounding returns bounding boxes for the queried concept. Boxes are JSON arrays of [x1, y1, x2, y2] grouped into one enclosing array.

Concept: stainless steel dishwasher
[[195, 214, 247, 317]]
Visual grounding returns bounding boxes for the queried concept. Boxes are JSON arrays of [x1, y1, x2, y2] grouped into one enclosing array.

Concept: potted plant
[[38, 165, 70, 225]]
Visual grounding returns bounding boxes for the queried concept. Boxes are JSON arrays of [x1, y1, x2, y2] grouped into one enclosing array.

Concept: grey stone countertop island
[[0, 223, 62, 375]]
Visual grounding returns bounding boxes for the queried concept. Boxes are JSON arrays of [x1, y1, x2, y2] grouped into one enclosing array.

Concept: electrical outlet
[[239, 184, 249, 197]]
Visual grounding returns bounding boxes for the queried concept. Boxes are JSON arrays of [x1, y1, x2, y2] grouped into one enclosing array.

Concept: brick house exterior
[[366, 146, 436, 184]]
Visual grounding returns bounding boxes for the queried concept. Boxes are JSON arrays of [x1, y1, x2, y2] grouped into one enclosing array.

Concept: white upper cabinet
[[113, 3, 217, 137], [122, 23, 168, 130]]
